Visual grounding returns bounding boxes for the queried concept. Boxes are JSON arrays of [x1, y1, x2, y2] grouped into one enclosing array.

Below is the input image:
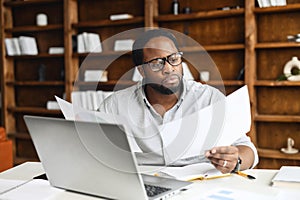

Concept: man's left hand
[[205, 146, 239, 174]]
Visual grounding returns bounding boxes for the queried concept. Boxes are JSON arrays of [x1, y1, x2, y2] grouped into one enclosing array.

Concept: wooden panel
[[257, 11, 300, 43], [258, 158, 300, 169], [256, 87, 300, 115], [15, 86, 64, 107], [16, 138, 38, 158], [159, 16, 244, 45], [256, 122, 300, 149], [78, 0, 144, 21], [158, 0, 245, 14], [256, 48, 300, 80], [15, 58, 64, 81]]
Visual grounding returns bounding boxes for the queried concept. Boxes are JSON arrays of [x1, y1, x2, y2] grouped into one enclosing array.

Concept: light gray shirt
[[98, 79, 258, 167]]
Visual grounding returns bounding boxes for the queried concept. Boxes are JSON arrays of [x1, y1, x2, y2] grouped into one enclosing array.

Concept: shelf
[[5, 24, 63, 33], [7, 132, 31, 140], [4, 0, 61, 7], [6, 81, 65, 86], [6, 53, 64, 59], [14, 157, 39, 166], [254, 114, 300, 122], [74, 51, 131, 58], [255, 42, 300, 49], [254, 3, 300, 14], [76, 80, 137, 87], [7, 107, 61, 115], [254, 80, 300, 86], [258, 148, 300, 160], [72, 17, 144, 28], [207, 80, 245, 86], [155, 8, 244, 22], [181, 44, 245, 52]]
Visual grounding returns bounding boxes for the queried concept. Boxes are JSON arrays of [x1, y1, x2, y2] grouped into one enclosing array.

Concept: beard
[[146, 77, 183, 95]]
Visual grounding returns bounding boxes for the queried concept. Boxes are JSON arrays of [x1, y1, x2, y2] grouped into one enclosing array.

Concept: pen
[[234, 171, 256, 180]]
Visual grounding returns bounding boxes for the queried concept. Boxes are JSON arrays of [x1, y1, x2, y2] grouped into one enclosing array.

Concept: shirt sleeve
[[232, 135, 259, 168]]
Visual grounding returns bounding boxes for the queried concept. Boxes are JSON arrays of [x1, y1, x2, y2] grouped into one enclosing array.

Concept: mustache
[[161, 73, 181, 84]]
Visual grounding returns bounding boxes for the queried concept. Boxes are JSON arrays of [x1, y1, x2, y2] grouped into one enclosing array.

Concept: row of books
[[257, 0, 286, 7], [5, 36, 38, 56], [71, 90, 113, 111]]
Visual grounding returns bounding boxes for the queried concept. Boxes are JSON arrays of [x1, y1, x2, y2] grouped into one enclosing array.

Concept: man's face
[[140, 37, 183, 95]]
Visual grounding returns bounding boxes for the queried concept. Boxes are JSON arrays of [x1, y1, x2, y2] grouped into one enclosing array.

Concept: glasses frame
[[141, 51, 183, 72]]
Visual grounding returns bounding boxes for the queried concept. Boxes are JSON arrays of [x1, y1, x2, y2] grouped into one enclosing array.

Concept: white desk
[[0, 162, 299, 200]]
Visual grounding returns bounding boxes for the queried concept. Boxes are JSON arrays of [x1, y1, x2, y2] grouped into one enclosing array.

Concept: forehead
[[143, 36, 177, 59]]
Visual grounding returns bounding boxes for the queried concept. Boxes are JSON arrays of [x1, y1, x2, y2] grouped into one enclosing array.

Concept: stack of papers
[[272, 166, 300, 188]]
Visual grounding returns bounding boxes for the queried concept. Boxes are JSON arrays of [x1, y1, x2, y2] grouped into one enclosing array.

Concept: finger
[[210, 146, 238, 154]]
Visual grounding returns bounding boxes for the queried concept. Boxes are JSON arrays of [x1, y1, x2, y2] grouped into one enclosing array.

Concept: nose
[[162, 61, 174, 74]]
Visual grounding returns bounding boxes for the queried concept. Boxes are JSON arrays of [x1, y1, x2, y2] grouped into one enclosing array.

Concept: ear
[[137, 65, 145, 78]]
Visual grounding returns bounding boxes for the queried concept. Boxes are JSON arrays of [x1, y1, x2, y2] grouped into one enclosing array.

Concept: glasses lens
[[168, 52, 182, 66], [148, 58, 165, 71]]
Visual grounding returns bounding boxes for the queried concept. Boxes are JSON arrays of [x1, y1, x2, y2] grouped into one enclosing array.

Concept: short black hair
[[132, 29, 179, 66]]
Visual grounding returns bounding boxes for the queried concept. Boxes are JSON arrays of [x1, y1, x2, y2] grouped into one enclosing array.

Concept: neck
[[145, 85, 182, 117]]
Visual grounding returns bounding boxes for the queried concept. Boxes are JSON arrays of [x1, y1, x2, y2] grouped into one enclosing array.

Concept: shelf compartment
[[254, 114, 300, 122], [73, 17, 144, 28], [258, 148, 300, 160], [6, 53, 64, 59], [255, 42, 300, 49], [4, 0, 62, 7], [7, 81, 65, 86], [254, 81, 300, 86], [155, 9, 244, 22], [7, 107, 61, 115], [5, 24, 63, 33], [181, 44, 245, 52], [254, 3, 300, 13]]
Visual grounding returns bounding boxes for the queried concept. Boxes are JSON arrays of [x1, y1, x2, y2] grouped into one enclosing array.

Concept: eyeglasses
[[141, 52, 183, 72]]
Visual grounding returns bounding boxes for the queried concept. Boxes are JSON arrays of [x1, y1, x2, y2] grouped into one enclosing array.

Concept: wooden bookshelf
[[1, 0, 300, 168]]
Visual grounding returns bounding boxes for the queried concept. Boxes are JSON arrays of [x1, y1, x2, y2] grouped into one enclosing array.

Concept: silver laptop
[[24, 115, 191, 200]]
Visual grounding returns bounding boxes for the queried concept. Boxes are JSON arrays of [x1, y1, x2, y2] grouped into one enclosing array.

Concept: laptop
[[24, 115, 191, 200]]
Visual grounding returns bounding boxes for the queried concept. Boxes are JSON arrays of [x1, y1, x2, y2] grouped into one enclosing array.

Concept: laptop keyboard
[[144, 184, 171, 197]]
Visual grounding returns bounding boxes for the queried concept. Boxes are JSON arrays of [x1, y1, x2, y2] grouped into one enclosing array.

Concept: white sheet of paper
[[0, 179, 26, 194], [55, 96, 142, 153], [0, 179, 64, 200], [159, 86, 251, 164]]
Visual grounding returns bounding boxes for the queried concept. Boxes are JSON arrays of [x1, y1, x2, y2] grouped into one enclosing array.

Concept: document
[[155, 162, 228, 181], [0, 179, 63, 200], [159, 85, 251, 164]]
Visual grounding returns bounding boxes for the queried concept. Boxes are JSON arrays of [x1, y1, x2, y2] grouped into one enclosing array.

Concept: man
[[98, 29, 258, 173]]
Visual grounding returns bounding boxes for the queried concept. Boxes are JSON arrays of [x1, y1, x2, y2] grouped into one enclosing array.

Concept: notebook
[[24, 115, 191, 200]]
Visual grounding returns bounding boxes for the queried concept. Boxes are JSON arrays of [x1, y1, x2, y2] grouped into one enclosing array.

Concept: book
[[114, 39, 134, 51], [154, 163, 230, 181], [18, 36, 38, 55], [4, 38, 21, 56], [77, 32, 102, 53], [272, 166, 300, 188], [109, 13, 133, 21]]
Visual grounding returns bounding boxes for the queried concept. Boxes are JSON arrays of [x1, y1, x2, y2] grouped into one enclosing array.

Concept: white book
[[114, 39, 134, 51], [84, 70, 105, 82], [4, 38, 21, 56], [18, 36, 38, 55], [82, 32, 102, 53], [97, 91, 105, 105], [276, 0, 287, 6], [261, 0, 271, 7], [77, 33, 86, 53], [85, 91, 94, 111], [89, 91, 99, 111], [109, 13, 133, 21], [257, 0, 263, 7], [71, 91, 82, 108], [270, 0, 277, 6]]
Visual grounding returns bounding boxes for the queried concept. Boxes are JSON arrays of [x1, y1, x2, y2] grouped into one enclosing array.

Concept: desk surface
[[0, 162, 299, 200]]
